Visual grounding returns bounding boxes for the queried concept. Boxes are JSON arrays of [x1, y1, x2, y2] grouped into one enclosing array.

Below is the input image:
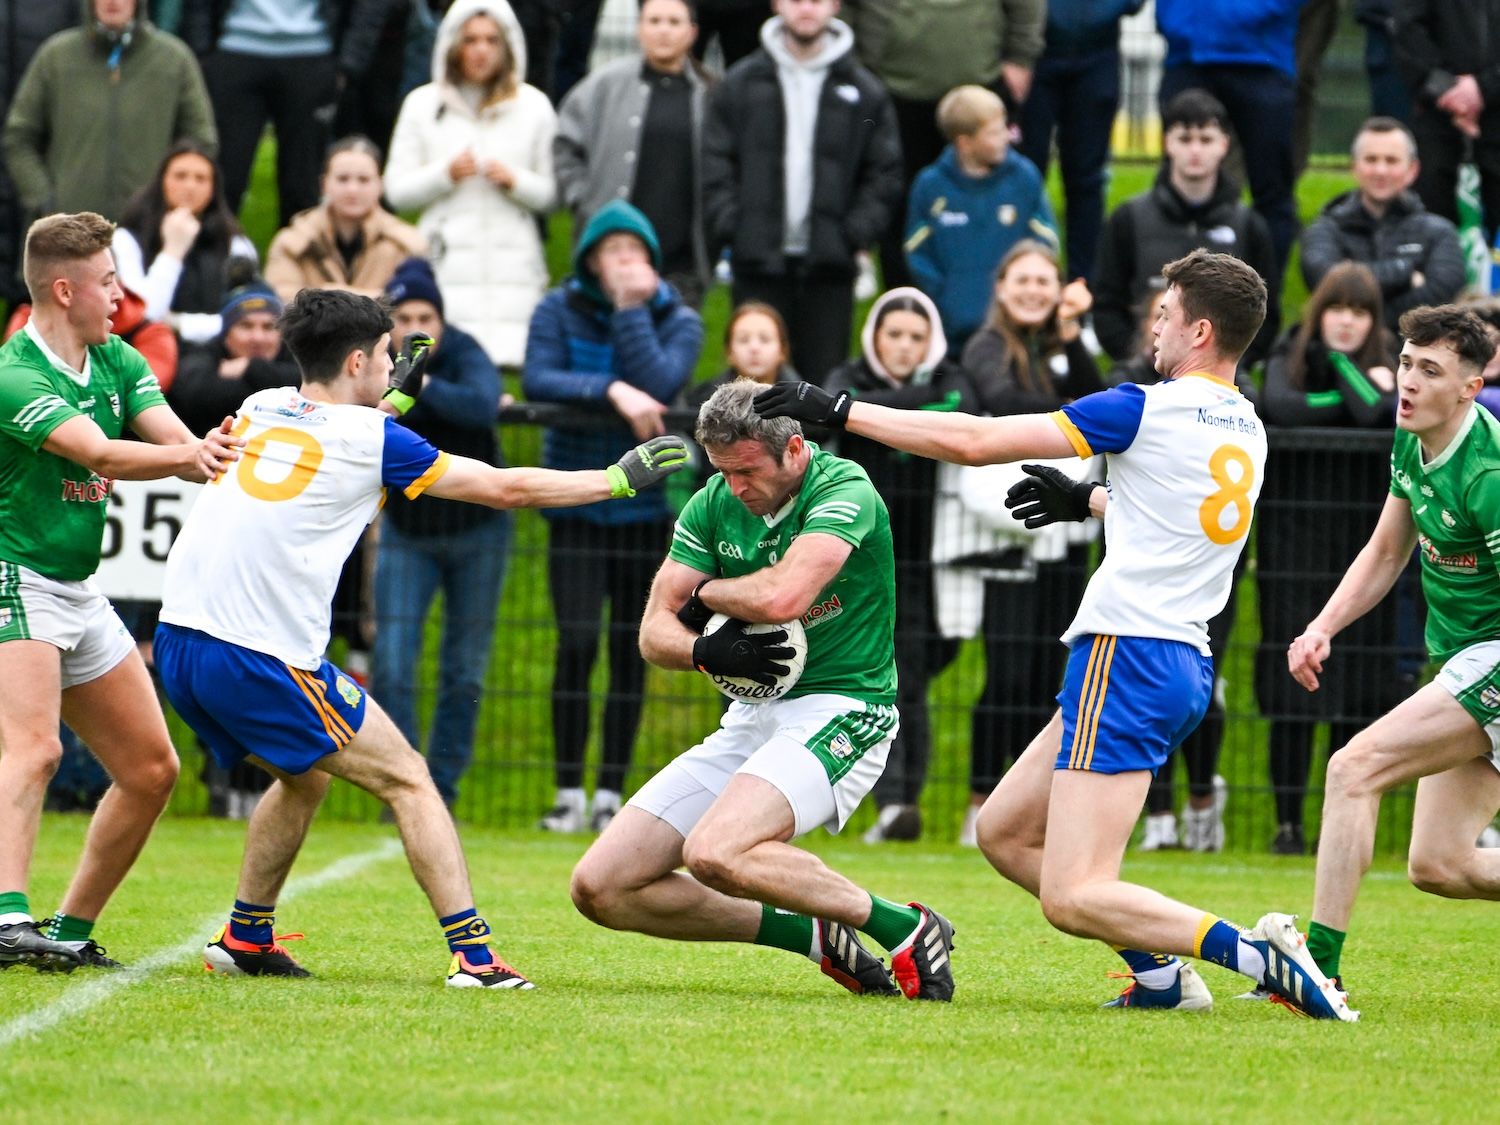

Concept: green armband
[[605, 463, 635, 499], [382, 388, 417, 416]]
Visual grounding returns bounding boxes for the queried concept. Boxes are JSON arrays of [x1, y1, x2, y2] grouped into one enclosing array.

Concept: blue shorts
[[1055, 634, 1212, 775], [154, 624, 366, 775]]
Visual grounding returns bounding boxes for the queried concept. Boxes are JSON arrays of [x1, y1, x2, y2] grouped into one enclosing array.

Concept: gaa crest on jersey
[[108, 393, 121, 417], [997, 204, 1017, 226], [1481, 686, 1500, 710], [0, 608, 10, 629], [829, 731, 853, 759], [336, 676, 362, 707]]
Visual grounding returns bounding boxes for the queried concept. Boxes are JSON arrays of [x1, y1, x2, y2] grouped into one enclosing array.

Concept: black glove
[[607, 435, 689, 498], [382, 332, 435, 416], [692, 618, 793, 687], [676, 578, 714, 633], [1003, 463, 1100, 528], [751, 381, 853, 428]]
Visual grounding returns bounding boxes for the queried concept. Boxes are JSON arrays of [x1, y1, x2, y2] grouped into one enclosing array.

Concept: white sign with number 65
[[94, 478, 203, 600]]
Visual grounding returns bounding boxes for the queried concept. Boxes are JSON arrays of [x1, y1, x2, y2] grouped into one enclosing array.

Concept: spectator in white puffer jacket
[[385, 0, 556, 368]]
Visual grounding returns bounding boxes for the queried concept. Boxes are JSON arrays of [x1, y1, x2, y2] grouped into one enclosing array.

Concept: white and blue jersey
[[156, 388, 450, 775], [1047, 374, 1266, 773], [160, 387, 449, 669]]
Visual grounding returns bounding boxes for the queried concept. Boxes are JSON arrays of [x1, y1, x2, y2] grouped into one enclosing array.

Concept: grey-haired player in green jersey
[[570, 379, 957, 1001], [0, 213, 241, 971], [1288, 305, 1500, 998]]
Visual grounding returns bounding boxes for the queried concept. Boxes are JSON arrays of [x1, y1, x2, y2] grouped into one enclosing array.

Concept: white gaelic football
[[701, 612, 808, 703]]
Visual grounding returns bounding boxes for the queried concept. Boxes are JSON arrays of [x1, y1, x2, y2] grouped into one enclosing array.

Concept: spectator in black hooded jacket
[[701, 0, 902, 386], [1092, 89, 1279, 369]]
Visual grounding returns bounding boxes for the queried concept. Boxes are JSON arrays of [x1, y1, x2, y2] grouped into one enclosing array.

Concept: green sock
[[1307, 921, 1346, 980], [45, 913, 94, 942], [862, 895, 922, 952], [0, 891, 30, 922], [754, 904, 815, 958]]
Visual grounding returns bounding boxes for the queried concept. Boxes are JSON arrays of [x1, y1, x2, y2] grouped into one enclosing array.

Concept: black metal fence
[[162, 410, 1432, 856]]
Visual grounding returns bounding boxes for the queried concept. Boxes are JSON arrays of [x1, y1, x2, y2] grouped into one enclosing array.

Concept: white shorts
[[0, 561, 134, 689], [1433, 638, 1500, 769], [628, 693, 898, 838]]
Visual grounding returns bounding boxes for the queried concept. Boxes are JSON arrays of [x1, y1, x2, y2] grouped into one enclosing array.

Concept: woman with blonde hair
[[265, 135, 427, 303], [386, 0, 557, 367]]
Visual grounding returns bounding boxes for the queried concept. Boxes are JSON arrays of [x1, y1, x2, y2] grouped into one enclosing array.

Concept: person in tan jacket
[[266, 135, 426, 303]]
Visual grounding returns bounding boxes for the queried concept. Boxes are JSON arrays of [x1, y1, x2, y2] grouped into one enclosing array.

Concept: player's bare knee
[[976, 812, 1029, 877], [682, 835, 746, 897], [1038, 885, 1093, 939], [1407, 850, 1470, 897], [19, 735, 65, 784], [569, 860, 623, 927], [117, 744, 180, 803], [1324, 742, 1384, 800]]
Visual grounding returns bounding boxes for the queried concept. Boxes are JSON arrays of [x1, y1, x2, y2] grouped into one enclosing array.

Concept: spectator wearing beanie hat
[[166, 280, 299, 438], [371, 257, 513, 809]]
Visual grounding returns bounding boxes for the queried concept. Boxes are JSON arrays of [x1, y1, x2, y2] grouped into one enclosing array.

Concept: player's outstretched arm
[[130, 403, 244, 481], [1289, 493, 1418, 692], [425, 435, 689, 510], [43, 413, 240, 482], [753, 380, 1075, 466]]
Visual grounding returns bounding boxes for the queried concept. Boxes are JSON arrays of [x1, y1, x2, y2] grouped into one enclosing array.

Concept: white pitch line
[[0, 837, 403, 1049]]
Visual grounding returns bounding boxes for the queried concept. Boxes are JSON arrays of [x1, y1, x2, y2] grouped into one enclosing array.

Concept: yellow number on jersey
[[236, 423, 324, 502], [1199, 443, 1254, 545]]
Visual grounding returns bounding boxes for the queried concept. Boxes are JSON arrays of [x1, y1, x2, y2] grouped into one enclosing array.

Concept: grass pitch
[[2, 814, 1490, 1122]]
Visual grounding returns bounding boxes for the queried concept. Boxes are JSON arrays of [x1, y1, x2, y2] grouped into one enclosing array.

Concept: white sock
[[0, 911, 32, 926], [556, 787, 585, 811], [1134, 959, 1183, 991], [1235, 937, 1267, 984], [808, 918, 823, 963]]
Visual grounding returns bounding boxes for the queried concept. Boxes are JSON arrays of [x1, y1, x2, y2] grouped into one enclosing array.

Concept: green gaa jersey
[[0, 326, 166, 581], [669, 444, 897, 704], [1389, 404, 1500, 661]]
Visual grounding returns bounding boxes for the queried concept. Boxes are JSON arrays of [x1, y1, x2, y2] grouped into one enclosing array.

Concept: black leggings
[[546, 518, 671, 792]]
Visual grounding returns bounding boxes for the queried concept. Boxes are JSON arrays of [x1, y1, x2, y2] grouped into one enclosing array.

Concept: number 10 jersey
[[1050, 374, 1267, 655], [160, 388, 448, 670]]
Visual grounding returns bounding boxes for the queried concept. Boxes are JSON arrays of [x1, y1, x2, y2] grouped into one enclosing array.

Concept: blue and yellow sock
[[1113, 946, 1181, 991], [1194, 915, 1267, 983], [0, 891, 30, 926], [440, 908, 495, 968], [45, 913, 94, 943], [754, 904, 818, 960], [228, 900, 275, 946]]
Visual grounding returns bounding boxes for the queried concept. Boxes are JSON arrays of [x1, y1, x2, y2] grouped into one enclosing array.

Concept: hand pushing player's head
[[1152, 250, 1266, 380], [279, 288, 394, 404], [696, 379, 809, 516]]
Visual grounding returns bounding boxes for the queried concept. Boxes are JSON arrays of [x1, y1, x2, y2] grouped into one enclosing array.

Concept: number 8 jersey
[[1050, 374, 1266, 655], [160, 388, 448, 669]]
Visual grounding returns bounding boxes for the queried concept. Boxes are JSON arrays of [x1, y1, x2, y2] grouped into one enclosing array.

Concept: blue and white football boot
[[1247, 913, 1358, 1021]]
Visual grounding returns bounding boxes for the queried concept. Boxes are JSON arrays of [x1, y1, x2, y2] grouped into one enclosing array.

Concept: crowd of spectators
[[7, 0, 1500, 850]]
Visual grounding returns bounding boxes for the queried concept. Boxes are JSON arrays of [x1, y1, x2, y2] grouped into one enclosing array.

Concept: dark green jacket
[[842, 0, 1046, 102], [2, 18, 216, 220]]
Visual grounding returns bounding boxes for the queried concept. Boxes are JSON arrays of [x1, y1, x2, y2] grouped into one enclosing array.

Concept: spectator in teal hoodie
[[903, 85, 1056, 358], [522, 199, 703, 836]]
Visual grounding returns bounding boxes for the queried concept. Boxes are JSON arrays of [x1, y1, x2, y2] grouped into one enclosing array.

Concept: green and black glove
[[1003, 463, 1100, 528], [751, 381, 853, 428], [692, 619, 793, 687], [676, 577, 715, 633], [382, 332, 435, 416], [606, 435, 690, 498]]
